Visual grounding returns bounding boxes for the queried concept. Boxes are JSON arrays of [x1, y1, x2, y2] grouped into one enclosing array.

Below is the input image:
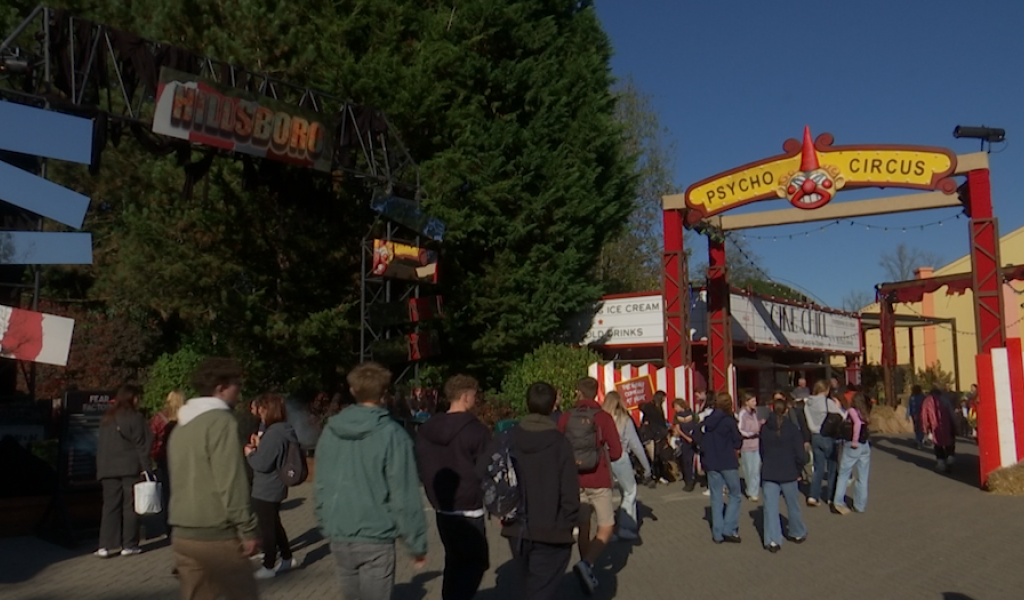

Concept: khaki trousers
[[173, 537, 259, 600]]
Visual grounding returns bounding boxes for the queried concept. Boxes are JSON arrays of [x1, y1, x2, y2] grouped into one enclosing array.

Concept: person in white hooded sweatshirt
[[168, 358, 260, 600]]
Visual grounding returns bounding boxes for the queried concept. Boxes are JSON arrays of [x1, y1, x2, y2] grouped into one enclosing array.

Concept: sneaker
[[573, 560, 598, 596], [659, 477, 670, 485], [646, 478, 658, 489], [722, 534, 742, 544], [617, 529, 639, 541], [934, 460, 945, 472], [806, 498, 819, 507], [120, 547, 142, 556], [767, 543, 780, 553], [831, 504, 851, 516], [251, 552, 266, 562], [94, 548, 114, 558], [749, 496, 759, 502], [787, 535, 807, 544], [702, 489, 711, 496], [254, 566, 277, 580], [277, 558, 294, 573], [683, 482, 696, 492]]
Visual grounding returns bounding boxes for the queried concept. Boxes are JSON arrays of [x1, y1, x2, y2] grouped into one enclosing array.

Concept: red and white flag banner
[[0, 304, 75, 367], [975, 338, 1024, 487]]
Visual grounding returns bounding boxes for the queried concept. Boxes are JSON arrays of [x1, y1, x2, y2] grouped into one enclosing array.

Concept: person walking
[[557, 377, 622, 596], [832, 393, 872, 515], [602, 391, 652, 540], [759, 398, 808, 552], [315, 362, 427, 600], [169, 358, 260, 600], [922, 388, 957, 474], [638, 397, 671, 484], [738, 392, 763, 502], [671, 398, 698, 492], [96, 384, 152, 558], [702, 392, 743, 544], [498, 382, 580, 600], [907, 385, 926, 449], [803, 381, 842, 507], [244, 394, 299, 579], [150, 389, 184, 541], [415, 375, 491, 600]]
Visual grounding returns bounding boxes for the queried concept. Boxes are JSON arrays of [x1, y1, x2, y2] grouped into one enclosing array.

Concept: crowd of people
[[91, 359, 971, 600]]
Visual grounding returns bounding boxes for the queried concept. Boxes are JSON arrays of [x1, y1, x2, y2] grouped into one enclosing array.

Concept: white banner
[[581, 291, 860, 354], [578, 294, 663, 347]]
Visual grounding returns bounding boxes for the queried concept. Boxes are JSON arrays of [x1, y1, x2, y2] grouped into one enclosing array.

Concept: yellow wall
[[861, 225, 1024, 388]]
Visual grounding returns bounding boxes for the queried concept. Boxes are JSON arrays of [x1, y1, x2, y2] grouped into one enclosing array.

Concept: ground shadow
[[300, 540, 332, 568], [942, 594, 978, 600], [0, 539, 96, 584], [593, 536, 636, 599], [871, 437, 980, 488], [748, 508, 765, 544], [637, 501, 658, 528], [281, 497, 306, 511], [393, 570, 442, 600], [288, 527, 323, 552], [476, 560, 519, 600]]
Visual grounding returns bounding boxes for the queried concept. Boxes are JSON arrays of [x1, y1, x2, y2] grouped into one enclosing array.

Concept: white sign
[[581, 291, 861, 354], [578, 294, 663, 346], [691, 292, 860, 354]]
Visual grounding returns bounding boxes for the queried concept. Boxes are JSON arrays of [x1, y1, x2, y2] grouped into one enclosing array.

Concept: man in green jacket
[[169, 357, 259, 600], [315, 362, 427, 600]]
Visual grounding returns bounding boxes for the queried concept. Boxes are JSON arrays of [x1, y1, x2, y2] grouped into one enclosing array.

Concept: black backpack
[[839, 415, 870, 443], [565, 407, 602, 472], [277, 441, 308, 486], [481, 431, 523, 523], [820, 413, 844, 438]]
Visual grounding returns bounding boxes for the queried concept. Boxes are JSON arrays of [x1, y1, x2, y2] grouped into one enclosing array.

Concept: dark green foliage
[[2, 1, 635, 393]]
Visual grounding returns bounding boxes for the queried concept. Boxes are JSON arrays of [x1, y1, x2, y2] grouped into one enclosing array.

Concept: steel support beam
[[661, 209, 690, 369]]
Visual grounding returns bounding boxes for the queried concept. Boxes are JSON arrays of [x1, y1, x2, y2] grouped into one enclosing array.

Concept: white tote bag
[[134, 472, 163, 515]]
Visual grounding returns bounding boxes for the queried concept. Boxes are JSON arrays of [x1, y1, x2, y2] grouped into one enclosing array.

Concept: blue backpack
[[481, 431, 523, 523]]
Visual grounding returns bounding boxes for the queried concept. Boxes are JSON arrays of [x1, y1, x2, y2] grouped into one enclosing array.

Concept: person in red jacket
[[557, 377, 622, 596]]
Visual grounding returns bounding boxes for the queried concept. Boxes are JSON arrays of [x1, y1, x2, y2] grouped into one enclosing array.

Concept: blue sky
[[595, 0, 1024, 308]]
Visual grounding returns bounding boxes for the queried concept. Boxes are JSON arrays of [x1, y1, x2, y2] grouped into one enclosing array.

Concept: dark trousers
[[100, 476, 139, 551], [676, 442, 696, 484], [508, 538, 572, 600], [156, 460, 172, 538], [251, 498, 292, 569], [436, 513, 489, 600], [935, 442, 957, 460]]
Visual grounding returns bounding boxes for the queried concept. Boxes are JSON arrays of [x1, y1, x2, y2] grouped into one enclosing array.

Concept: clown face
[[781, 166, 844, 210]]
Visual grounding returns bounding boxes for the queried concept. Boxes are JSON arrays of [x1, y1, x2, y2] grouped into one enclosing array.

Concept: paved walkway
[[2, 435, 1023, 600]]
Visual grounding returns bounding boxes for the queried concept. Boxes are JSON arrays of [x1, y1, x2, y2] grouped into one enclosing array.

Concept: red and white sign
[[0, 304, 75, 367], [614, 375, 655, 410], [975, 338, 1024, 486]]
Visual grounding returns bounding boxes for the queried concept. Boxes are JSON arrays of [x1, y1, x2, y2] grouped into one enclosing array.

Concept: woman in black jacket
[[759, 398, 808, 553], [95, 384, 152, 558]]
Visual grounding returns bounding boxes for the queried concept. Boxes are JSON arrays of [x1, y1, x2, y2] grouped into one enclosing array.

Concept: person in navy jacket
[[701, 392, 743, 544]]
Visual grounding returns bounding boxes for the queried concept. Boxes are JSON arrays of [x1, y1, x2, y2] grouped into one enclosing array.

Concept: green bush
[[501, 344, 602, 415], [141, 346, 205, 415]]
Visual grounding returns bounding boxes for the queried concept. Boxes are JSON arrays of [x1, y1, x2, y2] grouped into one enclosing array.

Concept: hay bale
[[868, 404, 914, 434], [987, 461, 1024, 495]]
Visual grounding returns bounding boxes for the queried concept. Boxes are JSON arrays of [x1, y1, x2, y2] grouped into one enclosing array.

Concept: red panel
[[967, 170, 1006, 355], [708, 238, 732, 393], [975, 353, 1000, 488], [661, 209, 690, 368], [1006, 338, 1024, 462]]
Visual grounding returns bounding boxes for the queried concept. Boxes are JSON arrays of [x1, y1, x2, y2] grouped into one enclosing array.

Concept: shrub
[[141, 346, 205, 416], [501, 344, 601, 415]]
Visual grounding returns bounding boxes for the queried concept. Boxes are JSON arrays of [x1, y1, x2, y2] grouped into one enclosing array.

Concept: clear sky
[[595, 0, 1024, 308]]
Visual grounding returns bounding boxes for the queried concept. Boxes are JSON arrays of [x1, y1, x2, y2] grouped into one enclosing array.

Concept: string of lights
[[737, 213, 965, 242]]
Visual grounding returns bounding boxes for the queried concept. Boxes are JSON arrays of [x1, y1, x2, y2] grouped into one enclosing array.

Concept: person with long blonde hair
[[150, 390, 185, 547], [602, 392, 652, 540]]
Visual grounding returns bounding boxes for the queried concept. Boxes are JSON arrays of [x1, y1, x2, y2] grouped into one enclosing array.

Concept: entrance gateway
[[661, 126, 1012, 486]]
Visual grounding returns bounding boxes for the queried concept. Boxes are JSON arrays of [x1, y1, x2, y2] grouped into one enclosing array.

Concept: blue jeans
[[740, 450, 761, 498], [810, 434, 838, 502], [610, 456, 639, 533], [707, 469, 742, 542], [762, 480, 807, 547], [833, 442, 871, 512]]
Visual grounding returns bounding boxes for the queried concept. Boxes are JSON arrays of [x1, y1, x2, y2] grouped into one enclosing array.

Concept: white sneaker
[[277, 558, 294, 573], [120, 547, 142, 556], [254, 566, 277, 580], [573, 560, 598, 596], [749, 496, 759, 502], [702, 489, 711, 496], [250, 552, 266, 562], [94, 548, 113, 558]]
